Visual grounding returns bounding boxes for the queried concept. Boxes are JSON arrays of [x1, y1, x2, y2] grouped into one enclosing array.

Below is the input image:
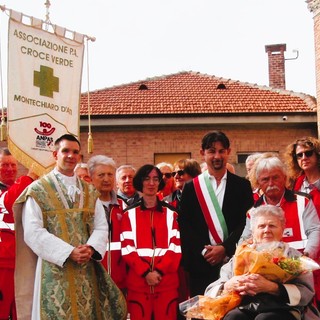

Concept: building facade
[[79, 71, 316, 176]]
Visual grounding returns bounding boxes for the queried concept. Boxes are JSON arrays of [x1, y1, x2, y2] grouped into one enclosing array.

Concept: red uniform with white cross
[[121, 199, 181, 320]]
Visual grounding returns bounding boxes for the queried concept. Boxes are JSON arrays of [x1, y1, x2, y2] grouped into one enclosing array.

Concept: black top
[[179, 171, 254, 276]]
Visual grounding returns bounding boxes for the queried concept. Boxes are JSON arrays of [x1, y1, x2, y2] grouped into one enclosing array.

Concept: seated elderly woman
[[205, 205, 319, 320]]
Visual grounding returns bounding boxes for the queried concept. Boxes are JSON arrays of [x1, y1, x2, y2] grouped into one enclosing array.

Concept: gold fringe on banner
[[0, 117, 7, 141], [88, 132, 93, 154]]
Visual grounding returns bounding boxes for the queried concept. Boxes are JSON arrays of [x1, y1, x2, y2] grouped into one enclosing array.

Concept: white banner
[[7, 13, 84, 175]]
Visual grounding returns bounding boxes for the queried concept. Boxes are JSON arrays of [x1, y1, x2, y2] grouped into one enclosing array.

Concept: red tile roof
[[80, 71, 316, 116]]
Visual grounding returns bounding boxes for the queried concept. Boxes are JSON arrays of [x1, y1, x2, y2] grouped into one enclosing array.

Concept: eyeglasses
[[163, 173, 172, 179], [143, 176, 160, 183], [295, 150, 314, 159], [172, 170, 185, 177]]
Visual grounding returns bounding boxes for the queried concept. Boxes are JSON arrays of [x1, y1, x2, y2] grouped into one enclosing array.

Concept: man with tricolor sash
[[179, 131, 254, 296]]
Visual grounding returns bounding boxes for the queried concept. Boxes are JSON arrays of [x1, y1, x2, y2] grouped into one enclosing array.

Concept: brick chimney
[[265, 44, 286, 89]]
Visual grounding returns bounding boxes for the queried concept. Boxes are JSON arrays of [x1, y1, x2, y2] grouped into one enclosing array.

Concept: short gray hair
[[156, 162, 173, 171], [250, 205, 286, 231], [116, 165, 136, 182], [87, 155, 116, 176], [250, 153, 287, 188], [245, 153, 262, 166]]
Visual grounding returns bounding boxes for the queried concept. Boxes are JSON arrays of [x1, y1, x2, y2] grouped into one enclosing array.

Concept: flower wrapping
[[179, 241, 320, 319], [179, 292, 241, 320], [234, 241, 319, 283]]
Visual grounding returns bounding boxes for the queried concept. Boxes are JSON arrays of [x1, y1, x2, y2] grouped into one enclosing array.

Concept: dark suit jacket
[[179, 171, 253, 276]]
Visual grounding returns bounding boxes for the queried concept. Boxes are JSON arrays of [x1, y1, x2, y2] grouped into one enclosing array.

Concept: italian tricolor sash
[[194, 172, 228, 244]]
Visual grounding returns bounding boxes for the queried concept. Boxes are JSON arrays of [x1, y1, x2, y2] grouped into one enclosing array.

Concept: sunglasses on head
[[163, 173, 172, 179], [172, 170, 185, 177], [295, 150, 314, 159]]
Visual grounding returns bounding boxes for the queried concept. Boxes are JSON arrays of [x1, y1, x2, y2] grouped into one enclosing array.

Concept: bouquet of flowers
[[233, 241, 319, 283], [179, 241, 320, 320]]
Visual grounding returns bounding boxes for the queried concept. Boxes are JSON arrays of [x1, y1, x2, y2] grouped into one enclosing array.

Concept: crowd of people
[[0, 131, 320, 319]]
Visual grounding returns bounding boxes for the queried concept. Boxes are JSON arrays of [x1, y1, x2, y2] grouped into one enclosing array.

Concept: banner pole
[[0, 12, 6, 141], [44, 0, 51, 30], [86, 37, 93, 154]]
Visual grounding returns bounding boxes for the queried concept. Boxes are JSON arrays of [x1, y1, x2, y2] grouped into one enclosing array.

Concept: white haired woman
[[205, 205, 319, 320]]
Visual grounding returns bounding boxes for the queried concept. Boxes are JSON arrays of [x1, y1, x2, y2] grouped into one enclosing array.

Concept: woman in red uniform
[[87, 155, 127, 292], [121, 164, 181, 320], [285, 136, 320, 309]]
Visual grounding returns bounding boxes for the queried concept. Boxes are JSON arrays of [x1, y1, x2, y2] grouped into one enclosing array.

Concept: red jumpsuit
[[294, 174, 320, 306], [101, 197, 127, 291], [0, 176, 34, 320], [121, 198, 181, 320]]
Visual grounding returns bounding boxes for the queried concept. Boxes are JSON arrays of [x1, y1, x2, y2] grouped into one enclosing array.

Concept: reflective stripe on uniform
[[297, 194, 307, 242], [288, 239, 308, 251], [0, 221, 14, 230], [109, 242, 121, 251]]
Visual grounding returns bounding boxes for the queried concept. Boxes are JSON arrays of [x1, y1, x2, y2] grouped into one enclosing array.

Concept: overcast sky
[[0, 0, 317, 97]]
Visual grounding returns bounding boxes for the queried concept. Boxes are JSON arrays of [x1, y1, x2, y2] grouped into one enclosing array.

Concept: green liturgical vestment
[[14, 171, 127, 320]]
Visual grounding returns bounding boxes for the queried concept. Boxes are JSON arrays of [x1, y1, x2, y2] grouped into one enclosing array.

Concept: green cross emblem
[[34, 65, 59, 98]]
